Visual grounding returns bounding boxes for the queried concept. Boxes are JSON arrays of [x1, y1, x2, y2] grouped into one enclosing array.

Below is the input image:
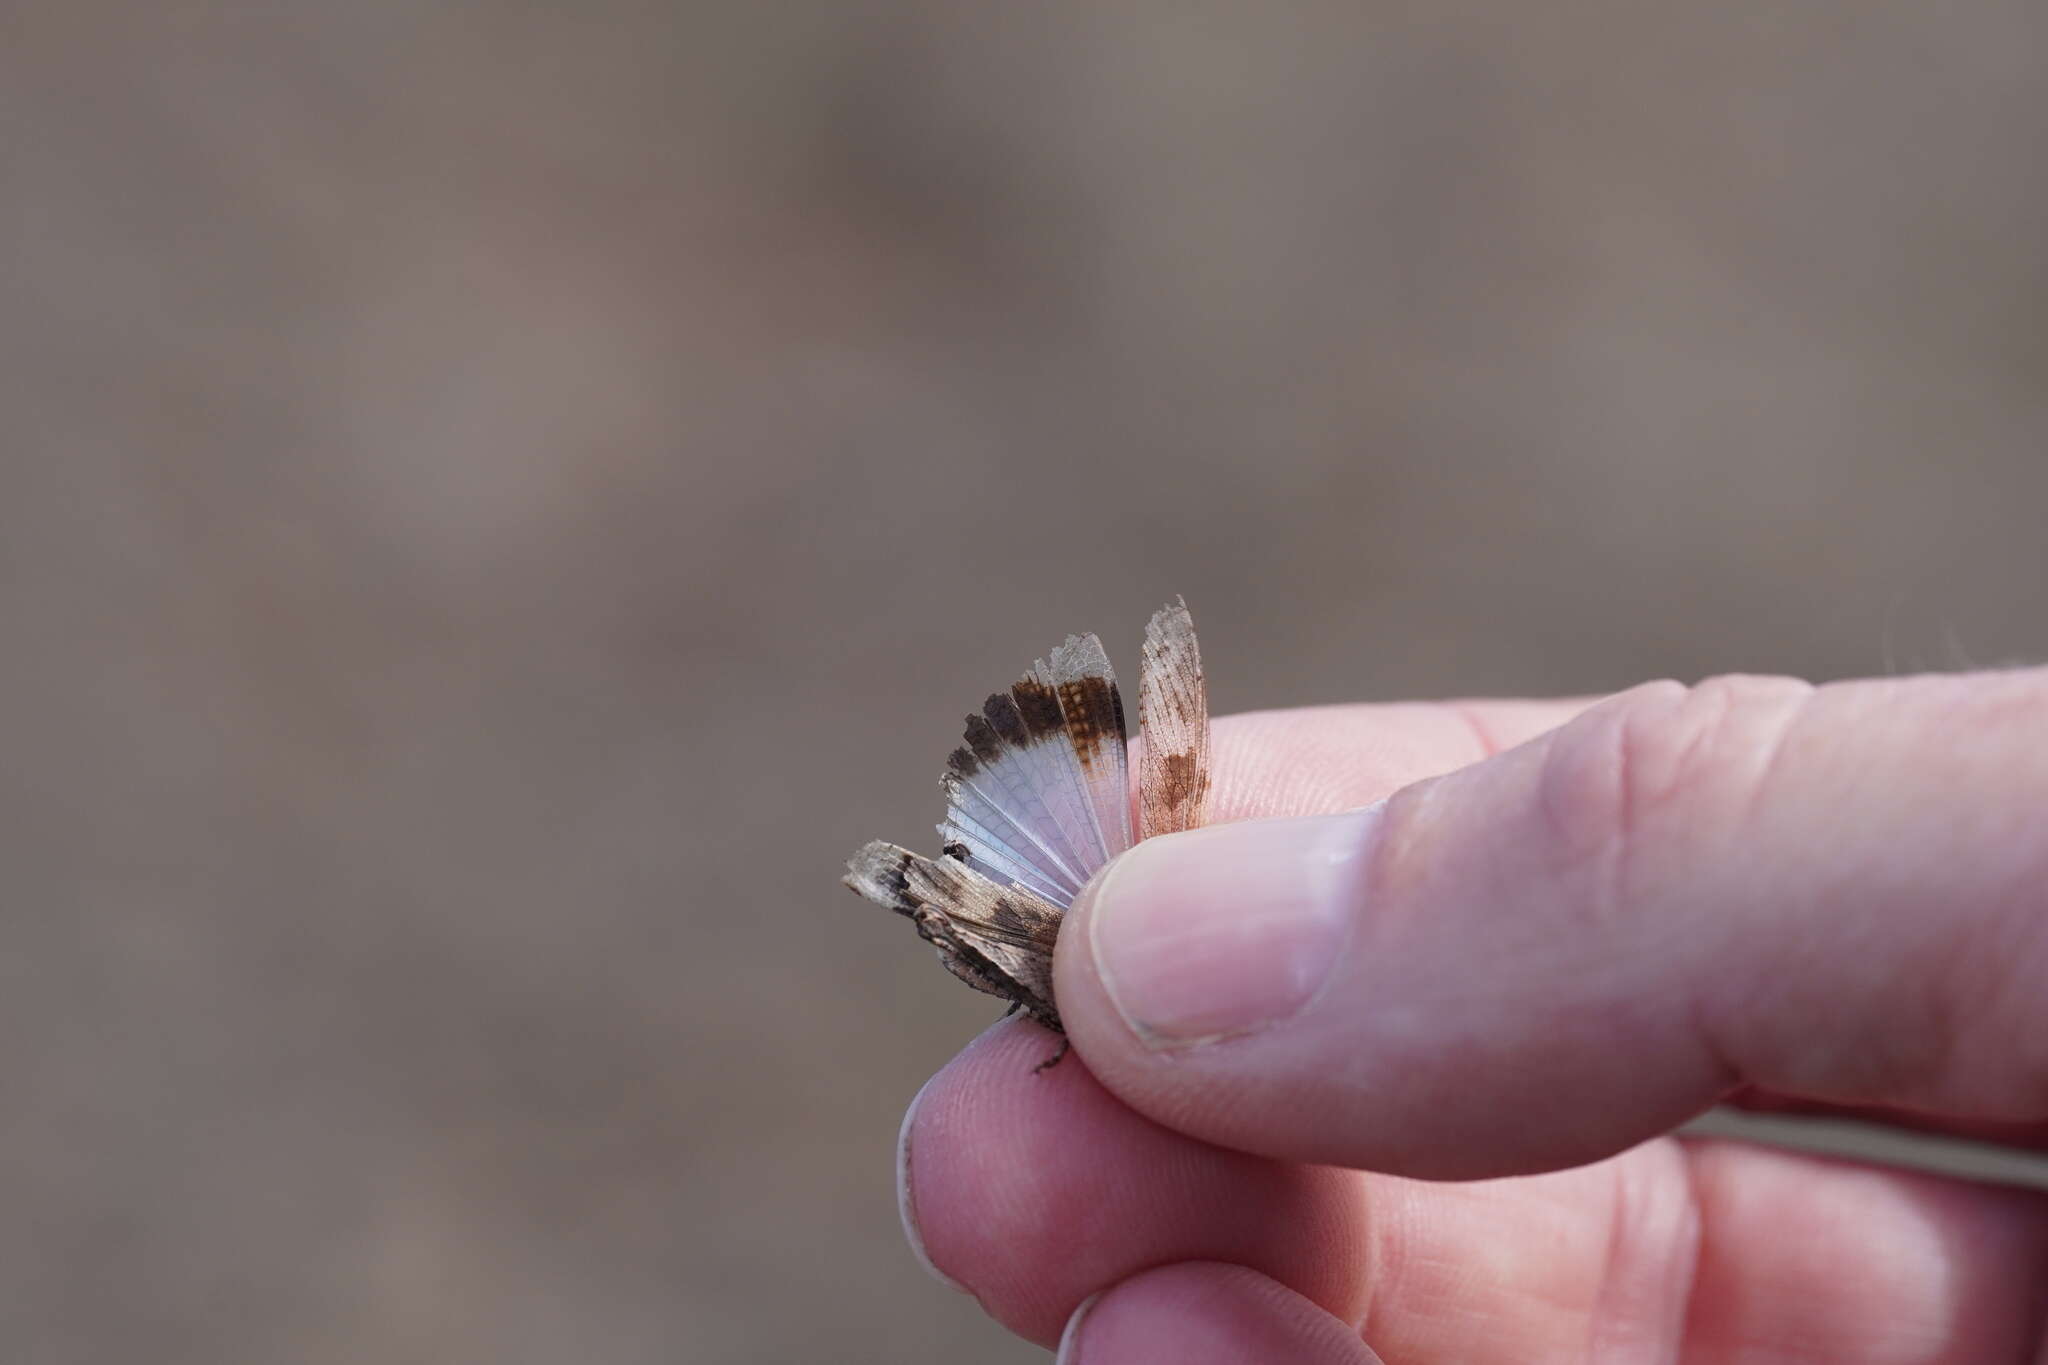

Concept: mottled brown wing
[[843, 840, 1065, 1029], [1137, 598, 1211, 839]]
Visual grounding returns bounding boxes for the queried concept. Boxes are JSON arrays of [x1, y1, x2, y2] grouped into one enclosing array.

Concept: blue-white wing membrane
[[1049, 634, 1134, 868], [938, 632, 1132, 910]]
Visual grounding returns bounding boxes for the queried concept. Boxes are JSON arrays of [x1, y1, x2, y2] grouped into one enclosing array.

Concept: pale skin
[[898, 674, 2048, 1362]]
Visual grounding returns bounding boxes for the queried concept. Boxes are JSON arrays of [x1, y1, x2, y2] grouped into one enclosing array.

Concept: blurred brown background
[[4, 3, 2047, 1361]]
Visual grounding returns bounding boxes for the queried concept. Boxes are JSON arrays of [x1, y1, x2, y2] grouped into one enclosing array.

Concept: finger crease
[[1444, 700, 1508, 762]]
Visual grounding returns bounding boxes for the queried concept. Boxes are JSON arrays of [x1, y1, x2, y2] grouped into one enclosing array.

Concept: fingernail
[[1054, 1290, 1103, 1364], [1085, 808, 1377, 1047], [896, 1073, 968, 1293]]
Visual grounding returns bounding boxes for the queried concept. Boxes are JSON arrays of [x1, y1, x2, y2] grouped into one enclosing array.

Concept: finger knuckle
[[1536, 675, 1815, 915]]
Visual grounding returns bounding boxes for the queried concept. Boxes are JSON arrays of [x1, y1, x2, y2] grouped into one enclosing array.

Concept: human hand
[[898, 675, 2048, 1362]]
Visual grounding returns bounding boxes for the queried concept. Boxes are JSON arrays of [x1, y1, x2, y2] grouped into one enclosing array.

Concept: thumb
[[1054, 671, 2048, 1178]]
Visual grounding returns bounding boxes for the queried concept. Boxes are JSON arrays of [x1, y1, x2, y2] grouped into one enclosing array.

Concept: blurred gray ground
[[3, 3, 2047, 1361]]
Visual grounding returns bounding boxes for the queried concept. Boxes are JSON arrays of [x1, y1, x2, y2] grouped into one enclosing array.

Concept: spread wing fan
[[843, 602, 1211, 1041]]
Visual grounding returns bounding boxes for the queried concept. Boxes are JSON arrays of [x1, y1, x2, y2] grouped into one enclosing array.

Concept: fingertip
[[895, 1015, 1135, 1338], [1053, 1290, 1102, 1364], [901, 1015, 1370, 1344], [1076, 812, 1375, 1050], [897, 1068, 967, 1294], [1056, 1263, 1384, 1365]]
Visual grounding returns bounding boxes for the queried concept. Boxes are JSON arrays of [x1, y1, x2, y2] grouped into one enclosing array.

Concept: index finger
[[1195, 696, 1596, 822]]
